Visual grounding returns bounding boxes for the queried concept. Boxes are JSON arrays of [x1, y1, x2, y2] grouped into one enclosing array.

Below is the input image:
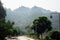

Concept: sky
[[1, 0, 60, 12]]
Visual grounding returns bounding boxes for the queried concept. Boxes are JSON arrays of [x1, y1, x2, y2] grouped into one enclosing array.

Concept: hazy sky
[[1, 0, 60, 12]]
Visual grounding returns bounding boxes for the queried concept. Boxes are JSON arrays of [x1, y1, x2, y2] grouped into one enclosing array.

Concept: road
[[6, 36, 34, 40]]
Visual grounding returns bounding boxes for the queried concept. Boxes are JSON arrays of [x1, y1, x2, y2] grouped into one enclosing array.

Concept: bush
[[48, 30, 60, 40]]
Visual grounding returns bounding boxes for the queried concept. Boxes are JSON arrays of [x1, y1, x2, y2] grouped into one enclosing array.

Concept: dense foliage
[[0, 1, 6, 19], [31, 16, 52, 39], [50, 31, 60, 40], [0, 1, 21, 40], [0, 1, 6, 40]]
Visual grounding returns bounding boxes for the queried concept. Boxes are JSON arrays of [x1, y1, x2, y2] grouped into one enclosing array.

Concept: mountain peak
[[20, 6, 26, 8], [14, 6, 30, 11]]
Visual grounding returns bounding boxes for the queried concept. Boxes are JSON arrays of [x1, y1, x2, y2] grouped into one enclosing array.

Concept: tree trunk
[[41, 34, 43, 39], [37, 34, 40, 39]]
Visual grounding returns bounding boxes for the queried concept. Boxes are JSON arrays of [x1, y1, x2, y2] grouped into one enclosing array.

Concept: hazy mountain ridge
[[5, 6, 59, 31]]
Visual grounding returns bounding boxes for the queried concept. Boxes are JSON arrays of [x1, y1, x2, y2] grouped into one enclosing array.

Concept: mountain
[[5, 6, 59, 31]]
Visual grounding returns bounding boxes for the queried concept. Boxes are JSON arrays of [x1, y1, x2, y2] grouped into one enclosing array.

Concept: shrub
[[48, 30, 60, 40]]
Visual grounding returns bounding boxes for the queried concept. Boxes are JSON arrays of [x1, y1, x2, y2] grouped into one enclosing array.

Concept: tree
[[0, 1, 15, 40], [31, 16, 52, 39], [12, 27, 21, 36], [50, 31, 60, 40], [0, 20, 15, 40], [0, 1, 6, 40], [5, 21, 14, 36], [0, 1, 6, 19]]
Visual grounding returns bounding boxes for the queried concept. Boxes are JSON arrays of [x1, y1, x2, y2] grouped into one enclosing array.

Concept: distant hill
[[5, 6, 59, 31]]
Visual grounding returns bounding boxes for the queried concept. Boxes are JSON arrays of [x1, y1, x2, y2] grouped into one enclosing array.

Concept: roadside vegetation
[[0, 1, 60, 40]]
